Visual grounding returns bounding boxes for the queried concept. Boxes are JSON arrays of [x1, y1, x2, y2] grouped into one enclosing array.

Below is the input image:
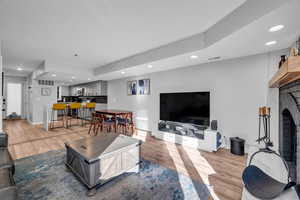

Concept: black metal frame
[[257, 108, 273, 148], [242, 107, 297, 199]]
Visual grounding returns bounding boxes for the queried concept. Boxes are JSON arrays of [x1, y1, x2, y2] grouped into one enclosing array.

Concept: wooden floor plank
[[4, 120, 246, 200]]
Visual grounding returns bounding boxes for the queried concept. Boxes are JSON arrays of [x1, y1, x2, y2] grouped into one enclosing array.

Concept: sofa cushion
[[0, 149, 14, 171]]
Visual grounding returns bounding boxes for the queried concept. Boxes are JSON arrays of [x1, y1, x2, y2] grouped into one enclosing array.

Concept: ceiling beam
[[45, 60, 94, 77], [204, 0, 289, 46], [94, 0, 289, 76], [95, 34, 205, 75], [32, 61, 47, 80]]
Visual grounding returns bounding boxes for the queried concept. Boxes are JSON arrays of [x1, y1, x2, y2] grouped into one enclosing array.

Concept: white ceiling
[[101, 0, 300, 80], [1, 0, 299, 84]]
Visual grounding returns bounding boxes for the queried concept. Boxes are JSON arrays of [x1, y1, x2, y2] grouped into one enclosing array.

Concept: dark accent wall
[[279, 79, 300, 183]]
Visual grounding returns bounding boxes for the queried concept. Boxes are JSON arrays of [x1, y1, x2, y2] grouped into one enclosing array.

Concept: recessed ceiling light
[[121, 71, 125, 74], [265, 41, 277, 46], [88, 78, 91, 81], [190, 55, 198, 59], [269, 25, 284, 32], [148, 64, 153, 68], [71, 76, 75, 79], [52, 74, 56, 77], [17, 67, 23, 71]]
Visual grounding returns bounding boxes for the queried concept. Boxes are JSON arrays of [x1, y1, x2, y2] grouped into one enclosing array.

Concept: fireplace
[[282, 109, 297, 163], [279, 80, 300, 183]]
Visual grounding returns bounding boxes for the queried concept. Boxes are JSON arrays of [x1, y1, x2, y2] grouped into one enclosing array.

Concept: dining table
[[95, 109, 133, 133]]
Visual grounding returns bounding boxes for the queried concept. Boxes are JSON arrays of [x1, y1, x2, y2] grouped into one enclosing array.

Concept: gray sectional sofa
[[0, 132, 17, 200]]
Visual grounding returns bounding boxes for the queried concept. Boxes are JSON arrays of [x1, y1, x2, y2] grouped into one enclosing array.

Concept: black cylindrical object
[[211, 120, 218, 130], [230, 137, 245, 156]]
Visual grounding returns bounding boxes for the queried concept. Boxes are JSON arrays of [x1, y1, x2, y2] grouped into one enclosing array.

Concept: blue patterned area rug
[[15, 150, 211, 200]]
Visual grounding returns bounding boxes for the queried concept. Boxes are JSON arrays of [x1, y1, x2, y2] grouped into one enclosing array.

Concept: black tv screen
[[160, 92, 210, 126]]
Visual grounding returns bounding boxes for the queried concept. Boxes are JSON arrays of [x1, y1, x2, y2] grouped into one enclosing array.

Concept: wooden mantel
[[269, 56, 300, 88]]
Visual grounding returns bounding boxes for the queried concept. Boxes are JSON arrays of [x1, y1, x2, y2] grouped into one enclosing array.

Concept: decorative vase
[[279, 55, 286, 68], [290, 47, 298, 56]]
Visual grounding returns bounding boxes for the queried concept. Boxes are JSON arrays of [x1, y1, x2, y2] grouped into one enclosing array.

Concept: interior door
[[6, 83, 22, 118]]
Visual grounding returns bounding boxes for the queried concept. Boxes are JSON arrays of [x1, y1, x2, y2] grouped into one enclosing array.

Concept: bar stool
[[67, 103, 83, 128], [50, 103, 67, 129], [82, 102, 96, 126]]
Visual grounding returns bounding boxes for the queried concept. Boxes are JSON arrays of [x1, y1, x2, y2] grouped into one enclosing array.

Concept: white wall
[[27, 73, 57, 124], [60, 86, 69, 96], [108, 50, 286, 150], [0, 46, 2, 132]]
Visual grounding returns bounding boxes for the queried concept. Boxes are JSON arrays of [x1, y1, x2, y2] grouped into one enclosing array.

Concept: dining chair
[[117, 113, 135, 135], [101, 114, 116, 133], [88, 112, 102, 136]]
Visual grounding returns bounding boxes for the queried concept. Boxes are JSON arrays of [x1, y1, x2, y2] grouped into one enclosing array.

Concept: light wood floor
[[4, 120, 246, 200]]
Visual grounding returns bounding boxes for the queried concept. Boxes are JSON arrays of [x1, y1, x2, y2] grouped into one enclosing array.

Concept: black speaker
[[211, 120, 218, 130], [158, 121, 166, 130], [230, 137, 245, 155]]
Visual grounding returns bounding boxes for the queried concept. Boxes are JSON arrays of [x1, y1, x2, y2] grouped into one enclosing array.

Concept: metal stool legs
[[50, 105, 67, 129], [67, 103, 83, 128]]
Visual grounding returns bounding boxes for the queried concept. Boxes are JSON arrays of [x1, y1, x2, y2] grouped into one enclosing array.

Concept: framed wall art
[[41, 87, 52, 96], [137, 79, 150, 95], [127, 80, 137, 95]]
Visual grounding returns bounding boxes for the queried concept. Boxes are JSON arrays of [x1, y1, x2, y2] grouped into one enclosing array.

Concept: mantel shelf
[[269, 56, 300, 88]]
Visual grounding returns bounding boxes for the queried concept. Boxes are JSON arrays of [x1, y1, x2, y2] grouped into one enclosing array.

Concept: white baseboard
[[27, 120, 43, 125]]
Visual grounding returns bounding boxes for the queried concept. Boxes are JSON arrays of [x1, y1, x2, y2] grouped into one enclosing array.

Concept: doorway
[[6, 83, 22, 118]]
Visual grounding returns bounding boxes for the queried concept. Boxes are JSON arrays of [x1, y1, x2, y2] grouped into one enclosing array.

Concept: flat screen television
[[160, 92, 210, 126]]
